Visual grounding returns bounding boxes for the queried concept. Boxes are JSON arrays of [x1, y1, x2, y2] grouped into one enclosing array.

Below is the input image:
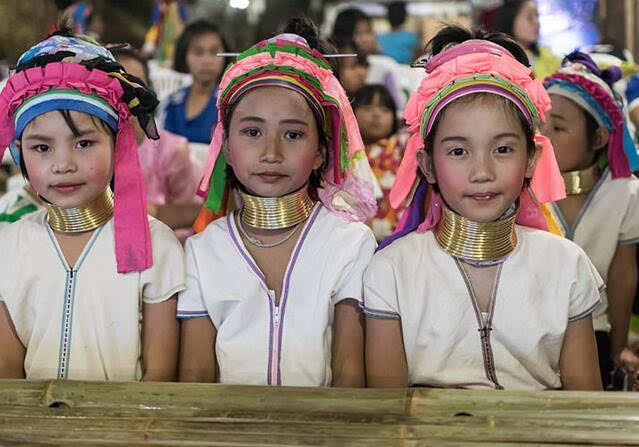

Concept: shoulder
[[158, 129, 189, 147], [516, 225, 590, 262], [184, 214, 231, 251], [0, 210, 47, 247], [148, 216, 182, 248], [313, 205, 376, 246], [373, 229, 433, 266]]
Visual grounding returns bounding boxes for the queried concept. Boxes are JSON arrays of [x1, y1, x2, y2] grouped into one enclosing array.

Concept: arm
[[559, 315, 602, 390], [607, 244, 639, 373], [365, 316, 408, 387], [142, 296, 179, 382], [178, 317, 217, 382], [0, 302, 25, 378], [331, 299, 365, 387]]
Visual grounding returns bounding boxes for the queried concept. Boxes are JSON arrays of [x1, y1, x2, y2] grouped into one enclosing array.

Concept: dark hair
[[424, 27, 535, 158], [494, 0, 539, 55], [223, 17, 331, 197], [111, 47, 153, 91], [331, 8, 370, 48], [172, 20, 230, 75], [352, 84, 398, 136], [388, 2, 407, 28]]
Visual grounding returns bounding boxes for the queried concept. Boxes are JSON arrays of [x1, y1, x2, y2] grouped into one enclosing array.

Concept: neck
[[434, 204, 517, 265], [239, 186, 316, 230], [561, 164, 599, 195], [46, 188, 114, 233], [191, 80, 216, 95]]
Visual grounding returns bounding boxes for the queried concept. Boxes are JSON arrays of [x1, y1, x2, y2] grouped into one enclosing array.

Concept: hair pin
[[217, 52, 358, 58]]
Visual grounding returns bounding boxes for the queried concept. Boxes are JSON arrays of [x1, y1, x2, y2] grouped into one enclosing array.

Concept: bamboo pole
[[0, 380, 637, 446]]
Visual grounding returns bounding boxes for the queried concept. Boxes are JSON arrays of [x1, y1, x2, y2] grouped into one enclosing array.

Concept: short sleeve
[[332, 228, 377, 305], [619, 178, 639, 244], [362, 255, 401, 320], [164, 135, 202, 204], [140, 219, 186, 304], [177, 237, 209, 318], [568, 250, 604, 323]]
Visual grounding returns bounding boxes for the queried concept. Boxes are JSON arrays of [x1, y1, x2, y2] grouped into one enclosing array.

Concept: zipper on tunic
[[269, 289, 281, 385], [58, 269, 75, 379], [455, 260, 504, 390]]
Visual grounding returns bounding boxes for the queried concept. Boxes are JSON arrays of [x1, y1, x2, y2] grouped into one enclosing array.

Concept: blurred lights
[[230, 0, 249, 9]]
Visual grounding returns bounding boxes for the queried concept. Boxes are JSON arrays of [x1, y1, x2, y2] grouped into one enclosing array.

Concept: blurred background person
[[378, 1, 420, 65]]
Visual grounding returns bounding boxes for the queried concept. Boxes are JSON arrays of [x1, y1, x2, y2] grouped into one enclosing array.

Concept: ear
[[416, 149, 437, 184], [222, 134, 232, 167], [525, 141, 542, 179], [592, 127, 610, 151], [313, 142, 326, 171]]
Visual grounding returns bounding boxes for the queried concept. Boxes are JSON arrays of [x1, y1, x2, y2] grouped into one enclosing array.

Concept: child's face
[[513, 1, 540, 47], [541, 94, 595, 172], [186, 32, 226, 84], [353, 19, 377, 54], [225, 86, 324, 198], [20, 111, 114, 209], [355, 93, 395, 144], [419, 97, 535, 222], [339, 58, 367, 97]]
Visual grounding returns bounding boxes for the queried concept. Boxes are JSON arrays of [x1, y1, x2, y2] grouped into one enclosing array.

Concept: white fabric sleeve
[[177, 237, 209, 318], [619, 178, 639, 244], [568, 250, 604, 323], [362, 254, 401, 320], [332, 228, 377, 305], [140, 219, 186, 304]]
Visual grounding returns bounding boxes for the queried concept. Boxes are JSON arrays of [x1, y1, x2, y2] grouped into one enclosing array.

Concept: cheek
[[432, 157, 464, 195]]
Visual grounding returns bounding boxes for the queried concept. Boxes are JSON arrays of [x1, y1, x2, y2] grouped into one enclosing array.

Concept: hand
[[613, 347, 639, 378]]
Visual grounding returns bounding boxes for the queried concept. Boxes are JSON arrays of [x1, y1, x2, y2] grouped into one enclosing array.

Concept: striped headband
[[544, 57, 639, 177]]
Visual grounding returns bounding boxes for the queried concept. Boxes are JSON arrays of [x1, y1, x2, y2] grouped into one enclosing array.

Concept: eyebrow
[[238, 116, 309, 126], [23, 128, 100, 141], [439, 132, 521, 144], [549, 113, 568, 121]]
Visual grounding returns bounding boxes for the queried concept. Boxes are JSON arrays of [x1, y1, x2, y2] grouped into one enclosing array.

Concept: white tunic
[[549, 169, 639, 332], [0, 211, 186, 381], [363, 226, 603, 390], [177, 204, 376, 386]]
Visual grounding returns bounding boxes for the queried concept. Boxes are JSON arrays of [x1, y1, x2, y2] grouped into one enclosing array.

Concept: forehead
[[190, 32, 222, 48], [548, 94, 586, 118], [231, 86, 315, 120], [434, 95, 525, 137]]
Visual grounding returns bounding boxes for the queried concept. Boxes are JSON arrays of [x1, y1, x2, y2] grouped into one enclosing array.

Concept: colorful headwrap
[[544, 51, 639, 177], [382, 39, 565, 248], [0, 34, 159, 273], [194, 33, 377, 228]]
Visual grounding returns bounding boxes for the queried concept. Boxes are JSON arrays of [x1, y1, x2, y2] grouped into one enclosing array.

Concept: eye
[[553, 126, 565, 132], [284, 130, 303, 141], [241, 128, 261, 137], [448, 147, 466, 156], [495, 146, 513, 154], [76, 139, 93, 149], [30, 144, 50, 153]]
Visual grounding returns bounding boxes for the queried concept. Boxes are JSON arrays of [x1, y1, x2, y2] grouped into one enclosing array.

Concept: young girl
[[364, 27, 603, 390], [542, 52, 639, 388], [177, 18, 378, 387], [160, 20, 230, 144], [353, 84, 407, 241], [0, 31, 185, 381]]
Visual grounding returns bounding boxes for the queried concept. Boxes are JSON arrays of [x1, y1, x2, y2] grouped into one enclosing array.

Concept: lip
[[254, 172, 286, 183], [467, 192, 499, 201], [51, 183, 84, 193]]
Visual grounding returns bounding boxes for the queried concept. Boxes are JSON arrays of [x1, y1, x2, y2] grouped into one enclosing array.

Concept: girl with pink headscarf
[[177, 18, 378, 387], [0, 30, 185, 381], [364, 27, 603, 390]]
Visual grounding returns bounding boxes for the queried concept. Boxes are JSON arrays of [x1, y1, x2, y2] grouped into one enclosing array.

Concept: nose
[[469, 152, 495, 183], [51, 148, 77, 174], [260, 134, 283, 163]]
